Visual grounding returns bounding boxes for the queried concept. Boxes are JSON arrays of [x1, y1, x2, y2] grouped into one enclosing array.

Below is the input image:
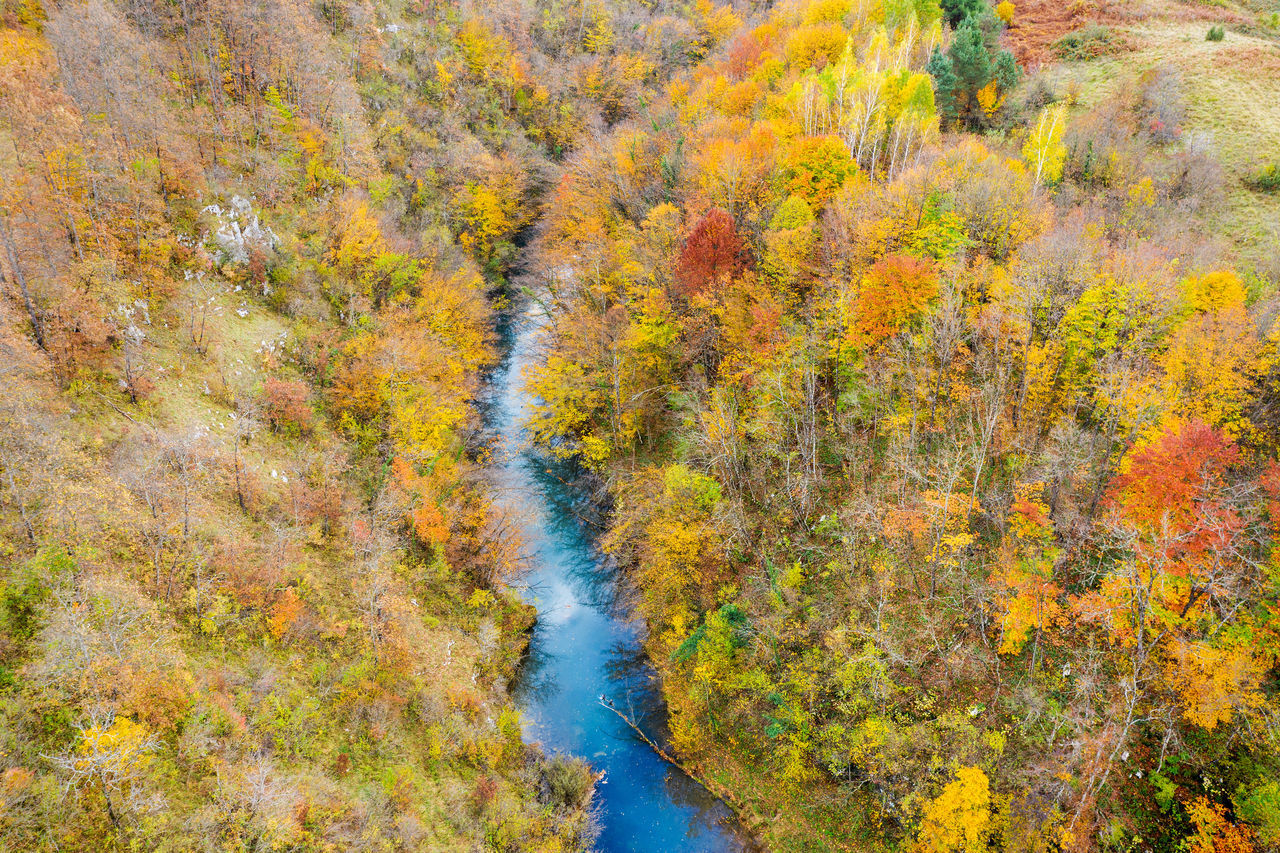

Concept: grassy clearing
[[1041, 13, 1280, 272]]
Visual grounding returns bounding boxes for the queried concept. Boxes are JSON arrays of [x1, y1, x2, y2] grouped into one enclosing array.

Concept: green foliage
[[1052, 25, 1116, 60], [1245, 163, 1280, 193], [0, 550, 66, 648], [940, 0, 985, 27], [673, 603, 750, 662], [927, 45, 959, 126], [1236, 780, 1280, 846], [663, 464, 722, 510], [1206, 25, 1225, 42], [541, 754, 596, 809], [907, 194, 972, 258], [928, 17, 1019, 129]]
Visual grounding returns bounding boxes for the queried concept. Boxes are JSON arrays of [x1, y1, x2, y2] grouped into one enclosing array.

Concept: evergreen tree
[[948, 17, 991, 127], [927, 16, 1020, 130], [926, 46, 959, 128], [993, 49, 1019, 93], [940, 0, 984, 27]]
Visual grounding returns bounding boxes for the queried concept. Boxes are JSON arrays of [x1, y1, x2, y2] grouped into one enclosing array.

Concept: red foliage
[[726, 33, 765, 81], [1108, 420, 1243, 558], [675, 208, 748, 298], [262, 377, 314, 434], [472, 775, 498, 811]]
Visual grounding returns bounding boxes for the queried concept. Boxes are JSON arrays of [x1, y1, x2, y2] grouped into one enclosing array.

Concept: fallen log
[[596, 695, 767, 838]]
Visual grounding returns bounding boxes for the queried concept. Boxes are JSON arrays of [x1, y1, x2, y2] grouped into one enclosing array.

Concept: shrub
[[540, 755, 595, 810], [1245, 163, 1280, 193], [262, 377, 314, 435], [1206, 25, 1225, 42], [1141, 64, 1185, 144], [1052, 25, 1115, 60], [1163, 150, 1224, 210], [995, 1, 1015, 25]]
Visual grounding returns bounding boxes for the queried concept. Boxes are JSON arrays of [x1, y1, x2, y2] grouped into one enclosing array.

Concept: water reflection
[[483, 299, 754, 853]]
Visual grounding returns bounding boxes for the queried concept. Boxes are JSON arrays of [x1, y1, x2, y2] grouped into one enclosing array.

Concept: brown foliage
[[1002, 0, 1131, 68]]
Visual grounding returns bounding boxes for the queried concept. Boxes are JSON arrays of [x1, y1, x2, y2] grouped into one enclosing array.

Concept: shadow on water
[[480, 292, 757, 852]]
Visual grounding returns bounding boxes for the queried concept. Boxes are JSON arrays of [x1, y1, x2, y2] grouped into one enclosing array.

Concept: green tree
[[927, 46, 959, 127], [929, 17, 1019, 129], [940, 0, 984, 26]]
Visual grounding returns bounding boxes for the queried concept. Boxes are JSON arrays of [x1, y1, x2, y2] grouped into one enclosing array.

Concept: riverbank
[[481, 297, 755, 852]]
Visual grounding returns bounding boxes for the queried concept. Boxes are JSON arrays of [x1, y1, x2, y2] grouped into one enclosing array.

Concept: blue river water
[[483, 302, 753, 853]]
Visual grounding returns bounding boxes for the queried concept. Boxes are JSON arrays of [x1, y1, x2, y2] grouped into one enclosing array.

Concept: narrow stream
[[483, 300, 753, 852]]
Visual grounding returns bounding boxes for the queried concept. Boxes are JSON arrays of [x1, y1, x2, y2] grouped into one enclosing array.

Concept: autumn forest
[[1, 0, 1279, 850]]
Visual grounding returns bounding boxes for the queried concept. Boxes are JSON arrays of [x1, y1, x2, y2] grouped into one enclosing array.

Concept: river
[[483, 299, 754, 852]]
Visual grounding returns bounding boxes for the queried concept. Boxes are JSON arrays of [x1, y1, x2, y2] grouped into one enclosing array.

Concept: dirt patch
[[1002, 0, 1139, 68], [1001, 0, 1253, 69]]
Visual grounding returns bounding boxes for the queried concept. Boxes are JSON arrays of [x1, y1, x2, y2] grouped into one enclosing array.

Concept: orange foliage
[[268, 587, 304, 640], [390, 456, 450, 548], [847, 255, 939, 349], [1186, 797, 1257, 853]]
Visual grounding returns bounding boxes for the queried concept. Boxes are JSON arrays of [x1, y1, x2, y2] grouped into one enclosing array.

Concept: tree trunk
[[0, 216, 46, 351]]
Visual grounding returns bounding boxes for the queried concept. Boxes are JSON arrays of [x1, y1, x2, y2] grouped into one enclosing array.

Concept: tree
[[941, 0, 984, 26], [780, 135, 855, 209], [675, 208, 748, 298], [929, 18, 1019, 129], [927, 46, 959, 127], [845, 254, 939, 350], [1023, 104, 1067, 191], [47, 714, 158, 826], [916, 766, 992, 853]]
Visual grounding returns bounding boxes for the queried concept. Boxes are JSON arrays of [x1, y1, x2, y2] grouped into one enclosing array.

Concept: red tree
[[675, 207, 748, 298]]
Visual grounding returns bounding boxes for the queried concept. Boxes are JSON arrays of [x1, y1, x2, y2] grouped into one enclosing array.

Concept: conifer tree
[[926, 45, 959, 127]]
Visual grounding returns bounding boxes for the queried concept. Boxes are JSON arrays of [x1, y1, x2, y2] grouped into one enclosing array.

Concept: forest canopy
[[1, 0, 1279, 850]]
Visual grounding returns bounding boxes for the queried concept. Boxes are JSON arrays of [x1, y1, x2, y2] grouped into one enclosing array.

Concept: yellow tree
[[1022, 104, 1067, 193], [916, 766, 993, 853]]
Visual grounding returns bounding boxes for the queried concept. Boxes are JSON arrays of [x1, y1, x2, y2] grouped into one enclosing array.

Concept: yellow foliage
[[1161, 271, 1257, 436], [583, 6, 615, 53], [785, 23, 847, 69], [1022, 104, 1067, 187], [691, 0, 742, 58], [976, 81, 1006, 119], [329, 197, 388, 293], [1171, 640, 1267, 729], [457, 167, 528, 266], [917, 766, 993, 853], [992, 564, 1063, 656], [0, 29, 47, 69], [995, 1, 1015, 24], [803, 0, 851, 25], [434, 60, 453, 91], [78, 717, 151, 761], [1182, 270, 1248, 314]]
